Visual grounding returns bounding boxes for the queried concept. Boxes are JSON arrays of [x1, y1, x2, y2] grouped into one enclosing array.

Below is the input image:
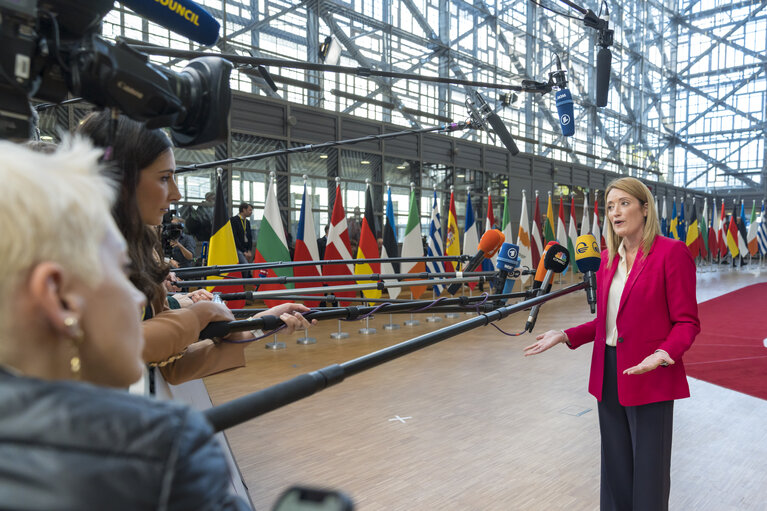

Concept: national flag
[[707, 199, 717, 261], [556, 197, 568, 275], [381, 185, 401, 299], [747, 200, 759, 256], [206, 173, 245, 309], [482, 190, 496, 272], [401, 188, 426, 299], [580, 194, 590, 236], [355, 183, 381, 300], [700, 199, 709, 259], [516, 190, 532, 283], [737, 201, 749, 257], [531, 192, 544, 268], [602, 213, 608, 251], [293, 183, 321, 307], [669, 199, 679, 240], [543, 192, 556, 244], [718, 200, 727, 259], [426, 190, 446, 296], [660, 196, 668, 237], [253, 174, 294, 307], [500, 192, 513, 244], [568, 195, 579, 273], [726, 202, 739, 258], [444, 189, 460, 273], [592, 192, 604, 251], [685, 201, 700, 258], [757, 201, 767, 256], [324, 182, 355, 306], [462, 189, 479, 290], [678, 198, 687, 242]]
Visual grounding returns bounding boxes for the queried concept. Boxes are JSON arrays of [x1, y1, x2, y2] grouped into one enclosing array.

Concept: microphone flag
[[381, 185, 401, 299], [401, 188, 427, 299], [355, 182, 382, 300], [293, 182, 321, 307], [254, 173, 293, 307], [205, 173, 244, 309], [324, 181, 355, 306]]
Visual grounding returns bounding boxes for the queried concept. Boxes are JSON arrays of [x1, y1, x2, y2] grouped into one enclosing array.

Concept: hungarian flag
[[556, 197, 568, 275], [293, 183, 321, 307], [354, 183, 381, 300], [401, 188, 426, 299], [669, 199, 679, 240], [580, 194, 590, 236], [516, 190, 532, 282], [254, 175, 294, 307], [717, 200, 727, 259], [543, 192, 556, 244], [206, 174, 245, 310], [685, 201, 700, 259], [531, 192, 544, 267], [568, 195, 579, 273], [726, 203, 740, 258], [500, 192, 513, 245], [737, 201, 749, 257], [426, 190, 446, 296], [462, 189, 479, 289], [324, 182, 355, 306], [381, 185, 401, 299], [481, 190, 496, 272], [747, 200, 759, 256], [592, 192, 605, 251], [444, 189, 460, 272]]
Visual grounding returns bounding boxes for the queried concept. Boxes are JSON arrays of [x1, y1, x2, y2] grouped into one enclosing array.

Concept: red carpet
[[685, 283, 767, 400]]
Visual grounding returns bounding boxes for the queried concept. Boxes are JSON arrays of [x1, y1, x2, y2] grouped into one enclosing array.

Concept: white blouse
[[605, 241, 630, 347]]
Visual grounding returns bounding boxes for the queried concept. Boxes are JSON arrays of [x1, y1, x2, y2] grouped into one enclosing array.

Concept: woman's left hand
[[623, 350, 675, 375], [186, 289, 214, 303], [255, 303, 317, 334]]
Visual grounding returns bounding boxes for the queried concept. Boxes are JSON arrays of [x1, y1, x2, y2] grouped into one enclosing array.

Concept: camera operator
[[167, 216, 197, 268]]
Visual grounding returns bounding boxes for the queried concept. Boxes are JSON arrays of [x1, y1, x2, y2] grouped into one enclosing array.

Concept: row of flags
[[207, 173, 767, 309]]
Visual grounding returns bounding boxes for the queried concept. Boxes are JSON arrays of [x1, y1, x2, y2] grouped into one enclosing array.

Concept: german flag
[[354, 183, 381, 300], [726, 204, 740, 258], [206, 174, 244, 309]]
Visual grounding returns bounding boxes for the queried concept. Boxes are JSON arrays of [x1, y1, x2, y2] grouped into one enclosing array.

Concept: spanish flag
[[445, 189, 460, 272], [206, 174, 244, 309], [354, 183, 381, 300]]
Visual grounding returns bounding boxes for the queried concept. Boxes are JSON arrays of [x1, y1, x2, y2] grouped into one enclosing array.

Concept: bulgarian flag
[[381, 185, 401, 299], [324, 180, 355, 306], [556, 197, 568, 275], [354, 182, 381, 300], [543, 192, 556, 244], [531, 192, 544, 268], [462, 188, 479, 289], [401, 188, 426, 299], [444, 188, 460, 272], [254, 174, 293, 307], [568, 195, 579, 273], [516, 190, 532, 283], [293, 181, 321, 307], [206, 173, 244, 310]]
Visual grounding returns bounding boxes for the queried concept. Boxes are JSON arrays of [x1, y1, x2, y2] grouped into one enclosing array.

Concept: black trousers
[[598, 346, 674, 511]]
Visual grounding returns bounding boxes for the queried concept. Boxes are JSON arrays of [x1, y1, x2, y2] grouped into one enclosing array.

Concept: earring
[[64, 317, 83, 380]]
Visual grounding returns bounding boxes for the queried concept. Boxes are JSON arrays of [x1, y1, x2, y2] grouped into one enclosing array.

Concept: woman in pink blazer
[[525, 177, 700, 511]]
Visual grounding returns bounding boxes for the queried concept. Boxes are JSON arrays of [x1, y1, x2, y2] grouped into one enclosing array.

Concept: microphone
[[531, 241, 558, 293], [575, 234, 601, 314], [553, 55, 574, 137], [121, 0, 221, 46], [467, 93, 520, 156], [446, 229, 504, 295], [525, 243, 570, 332], [595, 12, 613, 107], [494, 242, 521, 304]]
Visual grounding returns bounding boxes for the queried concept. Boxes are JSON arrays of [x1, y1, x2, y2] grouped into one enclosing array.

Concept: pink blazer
[[565, 236, 700, 406]]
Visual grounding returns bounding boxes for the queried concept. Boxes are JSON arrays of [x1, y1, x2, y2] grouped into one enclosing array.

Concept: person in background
[[0, 138, 249, 509], [317, 224, 329, 260], [524, 177, 700, 511], [230, 203, 253, 264], [169, 216, 197, 268]]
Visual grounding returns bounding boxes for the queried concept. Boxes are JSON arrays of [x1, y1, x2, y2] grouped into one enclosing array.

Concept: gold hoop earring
[[64, 317, 83, 379]]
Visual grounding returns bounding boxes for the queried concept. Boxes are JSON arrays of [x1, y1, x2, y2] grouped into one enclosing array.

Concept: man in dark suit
[[230, 203, 253, 264]]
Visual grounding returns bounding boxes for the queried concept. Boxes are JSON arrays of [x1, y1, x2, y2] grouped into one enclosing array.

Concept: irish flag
[[401, 188, 426, 299], [254, 174, 293, 306], [501, 192, 513, 244], [481, 189, 496, 272]]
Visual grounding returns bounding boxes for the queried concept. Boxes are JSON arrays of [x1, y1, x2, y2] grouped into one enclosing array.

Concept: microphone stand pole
[[203, 280, 588, 432]]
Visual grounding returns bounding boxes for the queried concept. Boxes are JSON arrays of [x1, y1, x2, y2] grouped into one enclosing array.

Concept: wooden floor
[[204, 263, 767, 510]]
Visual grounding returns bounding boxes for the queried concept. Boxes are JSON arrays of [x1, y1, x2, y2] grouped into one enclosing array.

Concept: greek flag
[[426, 190, 446, 295], [758, 208, 767, 256]]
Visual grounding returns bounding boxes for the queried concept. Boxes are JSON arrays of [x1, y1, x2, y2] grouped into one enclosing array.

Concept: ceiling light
[[396, 165, 406, 169], [360, 160, 370, 165], [319, 154, 328, 159]]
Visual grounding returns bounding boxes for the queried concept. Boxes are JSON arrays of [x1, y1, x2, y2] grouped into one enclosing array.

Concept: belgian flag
[[685, 203, 700, 258], [206, 174, 245, 309]]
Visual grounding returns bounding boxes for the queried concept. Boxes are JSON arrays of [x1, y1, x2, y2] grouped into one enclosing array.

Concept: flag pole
[[296, 174, 318, 345], [264, 171, 287, 350]]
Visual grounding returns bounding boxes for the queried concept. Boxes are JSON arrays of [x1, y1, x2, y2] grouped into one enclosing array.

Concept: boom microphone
[[575, 234, 601, 313], [595, 11, 613, 107], [121, 0, 221, 46], [446, 229, 504, 295], [468, 93, 520, 156], [553, 55, 574, 137], [525, 243, 570, 332]]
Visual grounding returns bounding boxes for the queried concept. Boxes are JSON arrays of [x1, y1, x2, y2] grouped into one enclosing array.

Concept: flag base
[[297, 337, 317, 345], [359, 328, 376, 334], [426, 315, 443, 323], [383, 323, 400, 330], [404, 313, 419, 326], [330, 320, 350, 339], [265, 341, 286, 350], [444, 313, 459, 319]]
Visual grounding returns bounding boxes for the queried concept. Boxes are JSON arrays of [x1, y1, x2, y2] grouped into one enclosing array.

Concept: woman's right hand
[[523, 329, 567, 356]]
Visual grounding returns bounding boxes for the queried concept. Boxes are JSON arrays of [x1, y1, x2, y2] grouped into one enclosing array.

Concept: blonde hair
[[603, 177, 661, 267], [0, 137, 116, 327]]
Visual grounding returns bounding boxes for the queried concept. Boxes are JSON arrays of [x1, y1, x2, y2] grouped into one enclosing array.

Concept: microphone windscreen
[[479, 229, 504, 257], [495, 242, 520, 271], [596, 47, 612, 107], [122, 0, 221, 46], [534, 241, 557, 283], [544, 243, 570, 273], [555, 89, 575, 137], [486, 111, 520, 155], [575, 234, 601, 272]]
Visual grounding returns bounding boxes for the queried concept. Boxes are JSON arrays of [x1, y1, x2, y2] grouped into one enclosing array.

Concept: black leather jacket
[[0, 369, 250, 510]]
